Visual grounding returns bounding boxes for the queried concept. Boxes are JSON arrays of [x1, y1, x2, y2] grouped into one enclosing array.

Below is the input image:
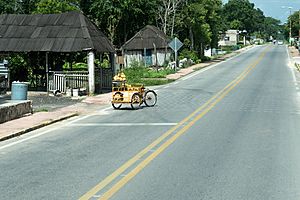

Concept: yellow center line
[[79, 46, 270, 200], [98, 47, 269, 200]]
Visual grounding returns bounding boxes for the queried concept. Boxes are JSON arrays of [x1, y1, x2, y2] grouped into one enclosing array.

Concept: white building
[[218, 30, 239, 46], [121, 25, 172, 67]]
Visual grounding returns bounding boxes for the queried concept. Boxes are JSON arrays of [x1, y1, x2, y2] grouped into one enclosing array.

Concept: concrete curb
[[0, 113, 78, 142]]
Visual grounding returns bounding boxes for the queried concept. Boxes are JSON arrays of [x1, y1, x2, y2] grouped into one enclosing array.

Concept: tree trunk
[[189, 27, 194, 50], [171, 0, 176, 37]]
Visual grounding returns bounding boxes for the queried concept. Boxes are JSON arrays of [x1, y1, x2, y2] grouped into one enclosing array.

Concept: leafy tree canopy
[[34, 0, 79, 14], [222, 0, 264, 33], [287, 10, 300, 38]]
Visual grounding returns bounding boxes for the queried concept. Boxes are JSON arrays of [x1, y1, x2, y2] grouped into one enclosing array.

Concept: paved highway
[[1, 45, 300, 199]]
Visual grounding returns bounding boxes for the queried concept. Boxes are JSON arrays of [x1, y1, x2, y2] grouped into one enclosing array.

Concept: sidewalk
[[0, 92, 112, 141], [289, 46, 300, 71], [0, 45, 254, 142]]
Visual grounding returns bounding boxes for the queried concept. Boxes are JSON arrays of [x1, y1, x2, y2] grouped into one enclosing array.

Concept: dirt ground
[[1, 92, 82, 112]]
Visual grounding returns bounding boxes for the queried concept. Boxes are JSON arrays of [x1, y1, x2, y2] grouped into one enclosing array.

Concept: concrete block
[[0, 100, 32, 123]]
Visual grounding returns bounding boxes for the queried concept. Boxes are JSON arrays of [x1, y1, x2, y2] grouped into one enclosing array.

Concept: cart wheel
[[112, 92, 123, 109], [131, 93, 142, 109], [144, 90, 157, 107]]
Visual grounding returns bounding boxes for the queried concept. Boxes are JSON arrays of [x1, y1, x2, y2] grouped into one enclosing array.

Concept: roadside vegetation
[[123, 61, 175, 86]]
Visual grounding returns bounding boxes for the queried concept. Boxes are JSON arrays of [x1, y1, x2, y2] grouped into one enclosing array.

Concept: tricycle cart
[[111, 72, 157, 109]]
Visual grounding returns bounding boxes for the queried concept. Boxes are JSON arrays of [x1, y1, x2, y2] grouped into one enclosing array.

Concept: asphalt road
[[1, 45, 300, 200]]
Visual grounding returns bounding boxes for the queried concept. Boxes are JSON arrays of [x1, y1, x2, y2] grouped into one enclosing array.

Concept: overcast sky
[[222, 0, 300, 24]]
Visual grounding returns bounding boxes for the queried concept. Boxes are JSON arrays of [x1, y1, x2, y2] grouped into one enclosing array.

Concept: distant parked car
[[277, 40, 284, 45]]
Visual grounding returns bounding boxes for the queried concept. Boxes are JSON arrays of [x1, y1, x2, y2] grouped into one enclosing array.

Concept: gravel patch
[[28, 92, 82, 112], [0, 92, 82, 112]]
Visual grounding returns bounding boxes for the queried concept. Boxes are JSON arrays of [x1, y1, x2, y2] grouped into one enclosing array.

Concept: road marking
[[0, 126, 62, 151], [97, 47, 269, 200], [69, 123, 177, 127], [0, 107, 110, 150], [79, 46, 269, 200]]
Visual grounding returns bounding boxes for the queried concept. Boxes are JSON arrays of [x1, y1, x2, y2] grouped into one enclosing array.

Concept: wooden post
[[46, 52, 49, 94]]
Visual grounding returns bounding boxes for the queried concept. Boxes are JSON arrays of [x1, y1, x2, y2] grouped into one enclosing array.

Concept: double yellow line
[[79, 46, 269, 200]]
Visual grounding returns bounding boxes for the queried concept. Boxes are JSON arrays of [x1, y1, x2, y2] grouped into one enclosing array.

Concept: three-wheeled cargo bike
[[111, 72, 157, 109]]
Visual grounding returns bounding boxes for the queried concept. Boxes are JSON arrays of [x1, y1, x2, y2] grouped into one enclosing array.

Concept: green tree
[[0, 0, 18, 14], [19, 0, 39, 14], [222, 0, 265, 33], [230, 19, 243, 30], [262, 17, 282, 40], [34, 0, 79, 14], [287, 10, 300, 39], [89, 0, 158, 46], [203, 0, 223, 49], [177, 0, 222, 57]]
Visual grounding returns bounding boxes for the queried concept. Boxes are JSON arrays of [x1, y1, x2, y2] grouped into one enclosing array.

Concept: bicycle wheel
[[131, 93, 141, 109], [112, 92, 123, 109], [144, 90, 157, 107]]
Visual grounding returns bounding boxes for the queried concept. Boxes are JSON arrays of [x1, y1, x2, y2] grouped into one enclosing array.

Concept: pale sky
[[223, 0, 300, 24]]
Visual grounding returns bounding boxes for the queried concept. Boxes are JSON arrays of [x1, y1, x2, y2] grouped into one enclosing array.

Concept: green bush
[[63, 62, 87, 71], [143, 68, 174, 78], [199, 56, 210, 62], [124, 65, 175, 86], [220, 45, 242, 53], [8, 54, 29, 82], [179, 49, 199, 62], [128, 60, 145, 68]]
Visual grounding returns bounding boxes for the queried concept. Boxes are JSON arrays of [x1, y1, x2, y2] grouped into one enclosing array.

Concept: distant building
[[121, 25, 172, 67], [218, 30, 239, 46]]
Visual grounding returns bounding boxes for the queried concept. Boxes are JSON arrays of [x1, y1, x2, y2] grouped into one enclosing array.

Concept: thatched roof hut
[[0, 11, 114, 53], [121, 25, 172, 67]]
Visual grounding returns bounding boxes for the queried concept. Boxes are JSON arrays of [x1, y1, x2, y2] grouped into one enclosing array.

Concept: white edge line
[[0, 107, 110, 150], [0, 126, 60, 150], [69, 123, 178, 127]]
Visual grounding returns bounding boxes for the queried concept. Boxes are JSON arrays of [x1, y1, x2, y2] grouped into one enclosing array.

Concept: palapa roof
[[122, 25, 170, 51], [0, 11, 115, 53]]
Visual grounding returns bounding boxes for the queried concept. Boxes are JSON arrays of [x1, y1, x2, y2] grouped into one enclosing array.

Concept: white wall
[[219, 30, 238, 46], [124, 49, 172, 67]]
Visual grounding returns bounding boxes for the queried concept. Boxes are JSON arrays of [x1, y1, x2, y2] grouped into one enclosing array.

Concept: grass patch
[[141, 78, 175, 86], [34, 108, 49, 112], [124, 67, 176, 86]]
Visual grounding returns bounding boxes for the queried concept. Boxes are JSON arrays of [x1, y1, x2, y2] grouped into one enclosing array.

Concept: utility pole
[[299, 9, 300, 41], [289, 7, 292, 45]]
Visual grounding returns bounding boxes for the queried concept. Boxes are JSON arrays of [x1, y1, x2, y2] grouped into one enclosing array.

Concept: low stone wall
[[0, 101, 32, 123]]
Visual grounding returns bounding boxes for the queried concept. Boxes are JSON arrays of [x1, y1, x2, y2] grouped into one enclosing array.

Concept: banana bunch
[[113, 72, 126, 81]]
